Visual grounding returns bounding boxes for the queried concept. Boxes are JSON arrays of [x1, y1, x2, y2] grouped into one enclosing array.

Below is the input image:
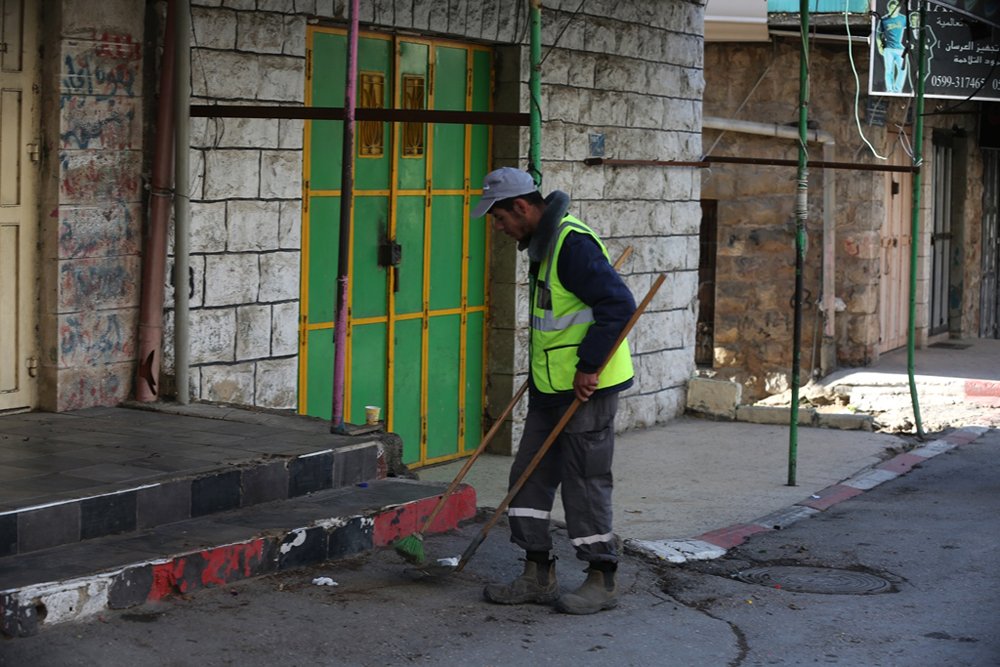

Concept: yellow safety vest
[[530, 216, 634, 394]]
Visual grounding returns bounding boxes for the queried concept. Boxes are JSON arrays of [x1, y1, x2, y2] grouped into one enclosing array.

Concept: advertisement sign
[[927, 0, 1000, 29], [869, 0, 1000, 101]]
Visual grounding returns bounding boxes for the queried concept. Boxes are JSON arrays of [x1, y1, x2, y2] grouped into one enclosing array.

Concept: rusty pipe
[[136, 0, 176, 402]]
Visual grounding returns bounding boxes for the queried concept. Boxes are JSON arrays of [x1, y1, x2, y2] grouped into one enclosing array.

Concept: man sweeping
[[472, 167, 636, 615]]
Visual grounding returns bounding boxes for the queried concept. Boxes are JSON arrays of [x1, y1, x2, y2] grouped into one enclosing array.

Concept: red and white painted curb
[[0, 486, 476, 637], [625, 426, 992, 564]]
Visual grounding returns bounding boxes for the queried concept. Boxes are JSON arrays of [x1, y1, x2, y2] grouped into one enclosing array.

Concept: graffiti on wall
[[58, 257, 139, 311], [51, 27, 145, 410], [60, 369, 127, 411], [58, 203, 141, 259], [61, 41, 139, 100], [58, 150, 141, 204], [59, 96, 138, 150], [59, 310, 136, 367]]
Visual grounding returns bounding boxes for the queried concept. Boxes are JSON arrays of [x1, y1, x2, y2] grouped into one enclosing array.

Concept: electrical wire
[[846, 5, 887, 159], [539, 0, 586, 66], [702, 42, 778, 159]]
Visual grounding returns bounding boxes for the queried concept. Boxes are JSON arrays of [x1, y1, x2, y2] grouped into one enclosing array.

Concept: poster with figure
[[869, 0, 1000, 102]]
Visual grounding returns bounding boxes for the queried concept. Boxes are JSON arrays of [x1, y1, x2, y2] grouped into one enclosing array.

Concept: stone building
[[700, 8, 999, 401], [11, 0, 704, 467]]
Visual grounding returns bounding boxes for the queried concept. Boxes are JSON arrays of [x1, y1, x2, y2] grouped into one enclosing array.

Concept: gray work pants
[[506, 392, 618, 565]]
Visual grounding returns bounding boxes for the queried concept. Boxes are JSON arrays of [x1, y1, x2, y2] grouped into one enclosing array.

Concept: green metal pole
[[529, 0, 543, 187], [789, 1, 811, 487], [907, 1, 927, 438]]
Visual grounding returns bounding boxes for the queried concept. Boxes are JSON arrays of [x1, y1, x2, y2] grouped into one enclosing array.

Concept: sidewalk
[[419, 418, 906, 541], [421, 337, 1000, 560]]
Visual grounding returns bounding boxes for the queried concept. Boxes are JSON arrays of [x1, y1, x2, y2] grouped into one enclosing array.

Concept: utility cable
[[702, 42, 777, 159], [846, 6, 887, 159], [539, 0, 586, 66]]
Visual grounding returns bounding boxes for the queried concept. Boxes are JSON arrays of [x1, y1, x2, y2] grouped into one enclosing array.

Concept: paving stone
[[241, 460, 290, 506], [0, 513, 16, 557], [137, 480, 192, 529], [191, 470, 242, 517], [288, 452, 334, 497], [80, 491, 138, 540], [17, 502, 80, 552]]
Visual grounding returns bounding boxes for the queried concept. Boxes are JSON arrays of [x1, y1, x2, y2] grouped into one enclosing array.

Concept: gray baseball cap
[[471, 167, 538, 218]]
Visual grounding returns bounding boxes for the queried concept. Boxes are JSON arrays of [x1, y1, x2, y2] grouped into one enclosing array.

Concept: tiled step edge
[[0, 440, 381, 559], [0, 483, 475, 637]]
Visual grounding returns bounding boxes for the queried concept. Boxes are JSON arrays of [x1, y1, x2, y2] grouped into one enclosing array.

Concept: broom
[[392, 378, 528, 564], [393, 246, 634, 565]]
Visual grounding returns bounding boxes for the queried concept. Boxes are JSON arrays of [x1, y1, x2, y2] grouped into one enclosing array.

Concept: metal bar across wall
[[190, 104, 529, 126], [584, 156, 920, 173]]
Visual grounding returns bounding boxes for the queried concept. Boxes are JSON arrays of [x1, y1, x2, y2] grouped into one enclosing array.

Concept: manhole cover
[[735, 566, 892, 595]]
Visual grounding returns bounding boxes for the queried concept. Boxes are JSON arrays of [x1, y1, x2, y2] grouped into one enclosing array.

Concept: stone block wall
[[39, 0, 146, 410], [161, 0, 702, 447], [487, 0, 705, 442], [703, 38, 985, 402], [163, 1, 307, 408]]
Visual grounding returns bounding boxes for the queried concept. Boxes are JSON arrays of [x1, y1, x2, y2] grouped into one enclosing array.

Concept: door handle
[[379, 239, 402, 268]]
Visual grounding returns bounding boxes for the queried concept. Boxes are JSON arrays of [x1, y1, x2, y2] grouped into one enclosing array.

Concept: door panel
[[880, 144, 912, 353], [351, 195, 389, 320], [349, 322, 387, 426], [392, 317, 423, 463], [429, 195, 463, 311], [303, 29, 492, 467], [426, 314, 461, 461], [0, 0, 38, 412], [396, 41, 427, 191], [982, 151, 999, 338], [930, 138, 953, 335], [394, 195, 425, 314]]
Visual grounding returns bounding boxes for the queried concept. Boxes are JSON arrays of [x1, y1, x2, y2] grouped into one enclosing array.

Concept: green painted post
[[529, 0, 542, 187], [789, 0, 811, 487], [907, 1, 927, 438]]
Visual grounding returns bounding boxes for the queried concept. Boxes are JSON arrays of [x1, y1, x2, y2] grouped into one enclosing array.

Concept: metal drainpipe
[[907, 2, 927, 439], [702, 117, 837, 378], [174, 0, 191, 404], [136, 0, 176, 402], [528, 0, 542, 186], [790, 0, 810, 487], [330, 0, 359, 434]]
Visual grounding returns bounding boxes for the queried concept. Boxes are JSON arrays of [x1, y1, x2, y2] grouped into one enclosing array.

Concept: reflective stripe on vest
[[529, 215, 634, 394]]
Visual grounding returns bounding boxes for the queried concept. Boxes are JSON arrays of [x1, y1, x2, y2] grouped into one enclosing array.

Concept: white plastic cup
[[365, 405, 381, 425]]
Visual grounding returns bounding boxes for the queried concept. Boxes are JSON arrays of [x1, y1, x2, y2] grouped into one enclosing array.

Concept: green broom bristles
[[393, 532, 426, 565]]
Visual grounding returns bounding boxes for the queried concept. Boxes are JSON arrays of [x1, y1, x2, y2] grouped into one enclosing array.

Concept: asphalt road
[[1, 429, 997, 667]]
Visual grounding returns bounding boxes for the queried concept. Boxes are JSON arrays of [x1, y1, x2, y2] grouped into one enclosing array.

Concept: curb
[[0, 486, 475, 637], [624, 425, 992, 564]]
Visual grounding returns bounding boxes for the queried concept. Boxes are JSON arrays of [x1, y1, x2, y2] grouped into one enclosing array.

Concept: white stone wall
[[164, 1, 307, 408], [168, 0, 703, 437], [494, 0, 705, 443]]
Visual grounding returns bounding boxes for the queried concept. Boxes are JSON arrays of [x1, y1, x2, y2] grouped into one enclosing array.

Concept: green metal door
[[302, 28, 492, 467]]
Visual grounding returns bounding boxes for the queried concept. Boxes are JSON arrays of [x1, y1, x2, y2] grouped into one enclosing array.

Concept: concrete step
[[0, 479, 475, 637], [0, 406, 389, 559]]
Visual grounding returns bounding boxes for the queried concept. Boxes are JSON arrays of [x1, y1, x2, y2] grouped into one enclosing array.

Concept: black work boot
[[483, 557, 558, 605], [554, 565, 618, 614]]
